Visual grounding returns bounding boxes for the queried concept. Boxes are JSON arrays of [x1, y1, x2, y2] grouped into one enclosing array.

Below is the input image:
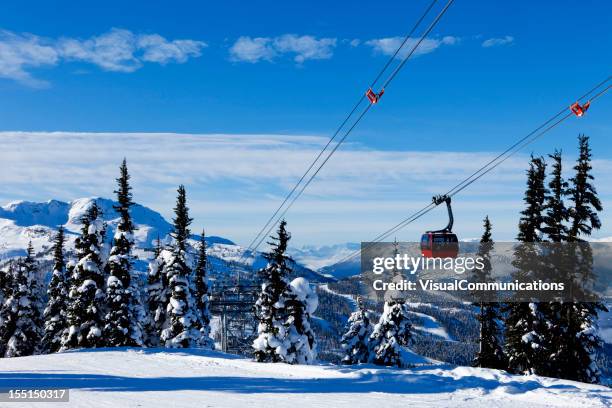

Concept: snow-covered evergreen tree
[[42, 227, 69, 353], [104, 159, 145, 347], [159, 185, 200, 348], [253, 220, 293, 363], [542, 150, 570, 242], [472, 216, 506, 370], [0, 242, 43, 357], [144, 248, 169, 347], [369, 241, 413, 367], [0, 261, 12, 307], [283, 277, 318, 364], [369, 300, 412, 367], [569, 134, 602, 239], [62, 203, 107, 350], [505, 156, 549, 375], [341, 297, 372, 365], [193, 231, 214, 349], [556, 134, 606, 384]]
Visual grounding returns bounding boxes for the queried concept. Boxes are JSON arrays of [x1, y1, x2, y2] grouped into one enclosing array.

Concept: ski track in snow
[[408, 310, 455, 342], [0, 349, 610, 408]]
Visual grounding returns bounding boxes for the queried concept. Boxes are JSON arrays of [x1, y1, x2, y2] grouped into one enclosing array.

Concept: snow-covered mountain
[[0, 197, 330, 283], [289, 242, 360, 272]]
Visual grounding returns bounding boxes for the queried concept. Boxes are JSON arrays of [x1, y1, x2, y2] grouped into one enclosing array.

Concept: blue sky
[[1, 1, 611, 246]]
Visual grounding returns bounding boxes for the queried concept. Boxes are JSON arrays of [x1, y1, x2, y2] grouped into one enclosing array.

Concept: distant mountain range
[[0, 197, 331, 283]]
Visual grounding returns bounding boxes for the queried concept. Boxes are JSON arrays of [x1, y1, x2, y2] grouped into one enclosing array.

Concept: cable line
[[333, 77, 611, 266], [240, 0, 453, 261]]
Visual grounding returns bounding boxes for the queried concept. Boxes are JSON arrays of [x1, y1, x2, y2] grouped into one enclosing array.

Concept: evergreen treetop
[[542, 150, 570, 242], [569, 134, 603, 240], [172, 185, 193, 252], [517, 155, 547, 242]]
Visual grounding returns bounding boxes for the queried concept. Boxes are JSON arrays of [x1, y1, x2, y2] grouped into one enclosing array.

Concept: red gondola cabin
[[420, 232, 458, 258], [420, 195, 459, 258]]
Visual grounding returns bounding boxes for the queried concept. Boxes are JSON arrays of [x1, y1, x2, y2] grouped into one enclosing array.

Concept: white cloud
[[229, 37, 276, 63], [272, 34, 336, 63], [0, 30, 59, 87], [2, 132, 611, 245], [0, 28, 206, 85], [365, 36, 458, 59], [58, 28, 141, 72], [138, 34, 206, 64], [482, 35, 514, 48], [229, 34, 336, 64]]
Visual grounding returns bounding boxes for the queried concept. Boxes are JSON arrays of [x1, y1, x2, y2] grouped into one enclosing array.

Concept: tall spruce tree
[[0, 261, 17, 357], [253, 220, 293, 363], [369, 300, 412, 367], [369, 242, 412, 367], [104, 159, 145, 347], [144, 248, 168, 347], [537, 149, 571, 378], [0, 261, 12, 308], [472, 216, 506, 369], [341, 297, 373, 365], [0, 243, 43, 357], [160, 185, 200, 348], [557, 134, 606, 384], [542, 150, 570, 242], [193, 231, 214, 348], [62, 203, 107, 350], [569, 134, 602, 239], [42, 228, 69, 353], [284, 277, 318, 364], [505, 156, 549, 375]]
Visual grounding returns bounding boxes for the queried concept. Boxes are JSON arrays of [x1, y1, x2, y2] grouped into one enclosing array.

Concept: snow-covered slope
[[0, 348, 608, 408]]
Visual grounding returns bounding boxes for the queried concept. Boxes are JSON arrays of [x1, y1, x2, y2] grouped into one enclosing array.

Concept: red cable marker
[[570, 100, 591, 117], [366, 88, 385, 104]]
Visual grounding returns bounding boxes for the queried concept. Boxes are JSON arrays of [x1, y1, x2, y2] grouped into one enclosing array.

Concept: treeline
[[0, 159, 214, 357], [0, 159, 320, 367], [338, 134, 606, 384]]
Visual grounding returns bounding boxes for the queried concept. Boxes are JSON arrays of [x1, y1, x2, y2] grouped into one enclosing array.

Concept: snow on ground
[[0, 348, 610, 408]]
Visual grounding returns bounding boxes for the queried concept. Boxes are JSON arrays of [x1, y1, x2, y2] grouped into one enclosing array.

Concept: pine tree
[[172, 185, 192, 252], [144, 249, 168, 347], [0, 261, 11, 306], [369, 241, 413, 367], [341, 297, 373, 365], [472, 216, 506, 369], [505, 156, 549, 375], [284, 277, 318, 364], [0, 243, 43, 357], [542, 150, 570, 242], [160, 185, 200, 348], [62, 203, 107, 350], [0, 261, 17, 357], [517, 155, 547, 243], [555, 134, 606, 384], [253, 220, 293, 363], [104, 159, 145, 347], [369, 301, 412, 367], [193, 231, 214, 348], [42, 228, 69, 353], [569, 134, 602, 240]]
